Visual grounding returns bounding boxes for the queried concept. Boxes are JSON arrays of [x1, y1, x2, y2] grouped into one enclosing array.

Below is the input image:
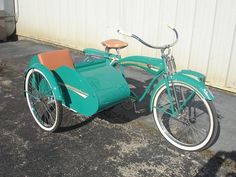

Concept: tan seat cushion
[[38, 49, 74, 70], [101, 39, 128, 49]]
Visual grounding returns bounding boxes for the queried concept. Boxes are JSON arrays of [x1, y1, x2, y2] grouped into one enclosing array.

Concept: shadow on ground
[[195, 151, 236, 177], [56, 75, 154, 133]]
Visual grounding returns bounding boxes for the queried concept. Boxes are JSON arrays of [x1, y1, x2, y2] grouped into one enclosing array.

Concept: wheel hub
[[177, 111, 194, 126]]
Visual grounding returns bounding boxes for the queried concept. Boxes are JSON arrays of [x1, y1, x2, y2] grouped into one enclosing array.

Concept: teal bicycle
[[24, 27, 219, 151], [84, 28, 219, 151]]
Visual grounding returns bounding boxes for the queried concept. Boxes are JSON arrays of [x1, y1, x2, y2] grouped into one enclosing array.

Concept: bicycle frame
[[119, 56, 197, 118], [119, 55, 166, 101]]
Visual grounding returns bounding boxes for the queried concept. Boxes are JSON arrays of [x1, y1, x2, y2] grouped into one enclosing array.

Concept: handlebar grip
[[117, 29, 132, 37]]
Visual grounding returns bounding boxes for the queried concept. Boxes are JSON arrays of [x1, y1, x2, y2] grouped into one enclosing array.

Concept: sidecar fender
[[24, 63, 63, 101], [150, 70, 214, 112]]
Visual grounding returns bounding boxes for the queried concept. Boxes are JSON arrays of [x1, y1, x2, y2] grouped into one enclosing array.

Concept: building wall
[[16, 0, 236, 92]]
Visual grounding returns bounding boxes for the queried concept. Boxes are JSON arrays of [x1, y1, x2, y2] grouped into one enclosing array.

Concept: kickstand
[[133, 102, 145, 114]]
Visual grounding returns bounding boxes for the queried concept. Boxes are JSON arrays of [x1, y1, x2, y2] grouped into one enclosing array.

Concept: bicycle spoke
[[191, 123, 208, 135], [25, 69, 62, 132], [153, 82, 214, 150]]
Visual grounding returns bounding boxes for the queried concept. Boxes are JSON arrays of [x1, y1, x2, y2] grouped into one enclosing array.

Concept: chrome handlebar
[[117, 27, 178, 49], [117, 29, 132, 37]]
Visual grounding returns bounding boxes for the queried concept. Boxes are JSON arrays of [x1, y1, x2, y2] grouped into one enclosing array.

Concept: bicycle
[[24, 27, 219, 151]]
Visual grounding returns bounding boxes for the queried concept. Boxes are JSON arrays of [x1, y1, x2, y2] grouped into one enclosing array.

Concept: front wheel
[[152, 82, 219, 151]]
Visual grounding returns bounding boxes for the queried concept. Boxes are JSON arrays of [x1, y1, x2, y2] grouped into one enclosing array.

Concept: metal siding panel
[[206, 0, 236, 88], [36, 0, 45, 39], [72, 0, 86, 49], [226, 22, 236, 91], [155, 0, 178, 45], [95, 0, 108, 50], [58, 0, 70, 44], [84, 0, 101, 48], [43, 0, 54, 41], [65, 0, 85, 49], [173, 0, 196, 70], [18, 0, 37, 38], [121, 0, 145, 56], [141, 0, 161, 57], [104, 0, 120, 39], [16, 0, 236, 92], [0, 0, 3, 10], [47, 0, 59, 42], [103, 0, 129, 56], [188, 0, 217, 75]]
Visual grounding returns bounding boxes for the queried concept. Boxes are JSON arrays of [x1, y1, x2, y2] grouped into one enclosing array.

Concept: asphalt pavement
[[0, 39, 235, 177]]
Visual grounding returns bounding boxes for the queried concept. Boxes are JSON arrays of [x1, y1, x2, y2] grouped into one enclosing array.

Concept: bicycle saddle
[[101, 39, 128, 50]]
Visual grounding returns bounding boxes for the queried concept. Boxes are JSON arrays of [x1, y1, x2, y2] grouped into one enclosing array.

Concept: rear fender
[[150, 71, 214, 112]]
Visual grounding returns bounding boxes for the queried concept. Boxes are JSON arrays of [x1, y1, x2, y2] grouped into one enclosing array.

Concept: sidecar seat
[[38, 49, 74, 70]]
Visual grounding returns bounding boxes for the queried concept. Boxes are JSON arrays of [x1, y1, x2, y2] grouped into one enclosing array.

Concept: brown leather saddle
[[101, 39, 128, 53]]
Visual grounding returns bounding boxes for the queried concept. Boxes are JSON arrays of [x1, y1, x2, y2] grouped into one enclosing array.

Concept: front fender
[[150, 71, 214, 112], [24, 63, 63, 101]]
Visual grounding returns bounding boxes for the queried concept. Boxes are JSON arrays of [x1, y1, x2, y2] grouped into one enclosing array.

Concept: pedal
[[130, 96, 137, 103], [122, 99, 134, 110]]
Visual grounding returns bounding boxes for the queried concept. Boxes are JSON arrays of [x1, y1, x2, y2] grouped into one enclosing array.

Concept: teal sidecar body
[[25, 49, 130, 116]]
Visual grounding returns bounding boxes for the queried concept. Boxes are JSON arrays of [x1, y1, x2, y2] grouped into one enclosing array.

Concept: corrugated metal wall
[[16, 0, 236, 92]]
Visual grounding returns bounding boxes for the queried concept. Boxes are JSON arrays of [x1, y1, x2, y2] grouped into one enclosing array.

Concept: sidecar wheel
[[25, 68, 62, 132]]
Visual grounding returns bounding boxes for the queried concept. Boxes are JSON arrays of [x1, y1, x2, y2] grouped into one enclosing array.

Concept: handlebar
[[117, 27, 178, 49], [117, 29, 132, 37]]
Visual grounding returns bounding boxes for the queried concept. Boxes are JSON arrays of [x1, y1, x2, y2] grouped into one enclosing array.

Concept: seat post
[[105, 47, 110, 53], [116, 49, 120, 55], [102, 39, 128, 54], [105, 47, 120, 55]]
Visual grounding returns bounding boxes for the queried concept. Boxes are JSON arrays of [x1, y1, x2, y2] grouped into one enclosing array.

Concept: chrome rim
[[153, 83, 213, 151], [25, 69, 58, 131]]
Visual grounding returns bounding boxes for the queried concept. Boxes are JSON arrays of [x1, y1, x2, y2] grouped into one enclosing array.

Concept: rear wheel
[[152, 82, 219, 151], [25, 68, 62, 132]]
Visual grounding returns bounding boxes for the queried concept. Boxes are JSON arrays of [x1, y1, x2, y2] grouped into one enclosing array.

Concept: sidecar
[[24, 49, 130, 116]]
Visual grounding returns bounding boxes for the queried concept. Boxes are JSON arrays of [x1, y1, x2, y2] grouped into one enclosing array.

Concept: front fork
[[165, 77, 180, 117], [165, 77, 196, 118]]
